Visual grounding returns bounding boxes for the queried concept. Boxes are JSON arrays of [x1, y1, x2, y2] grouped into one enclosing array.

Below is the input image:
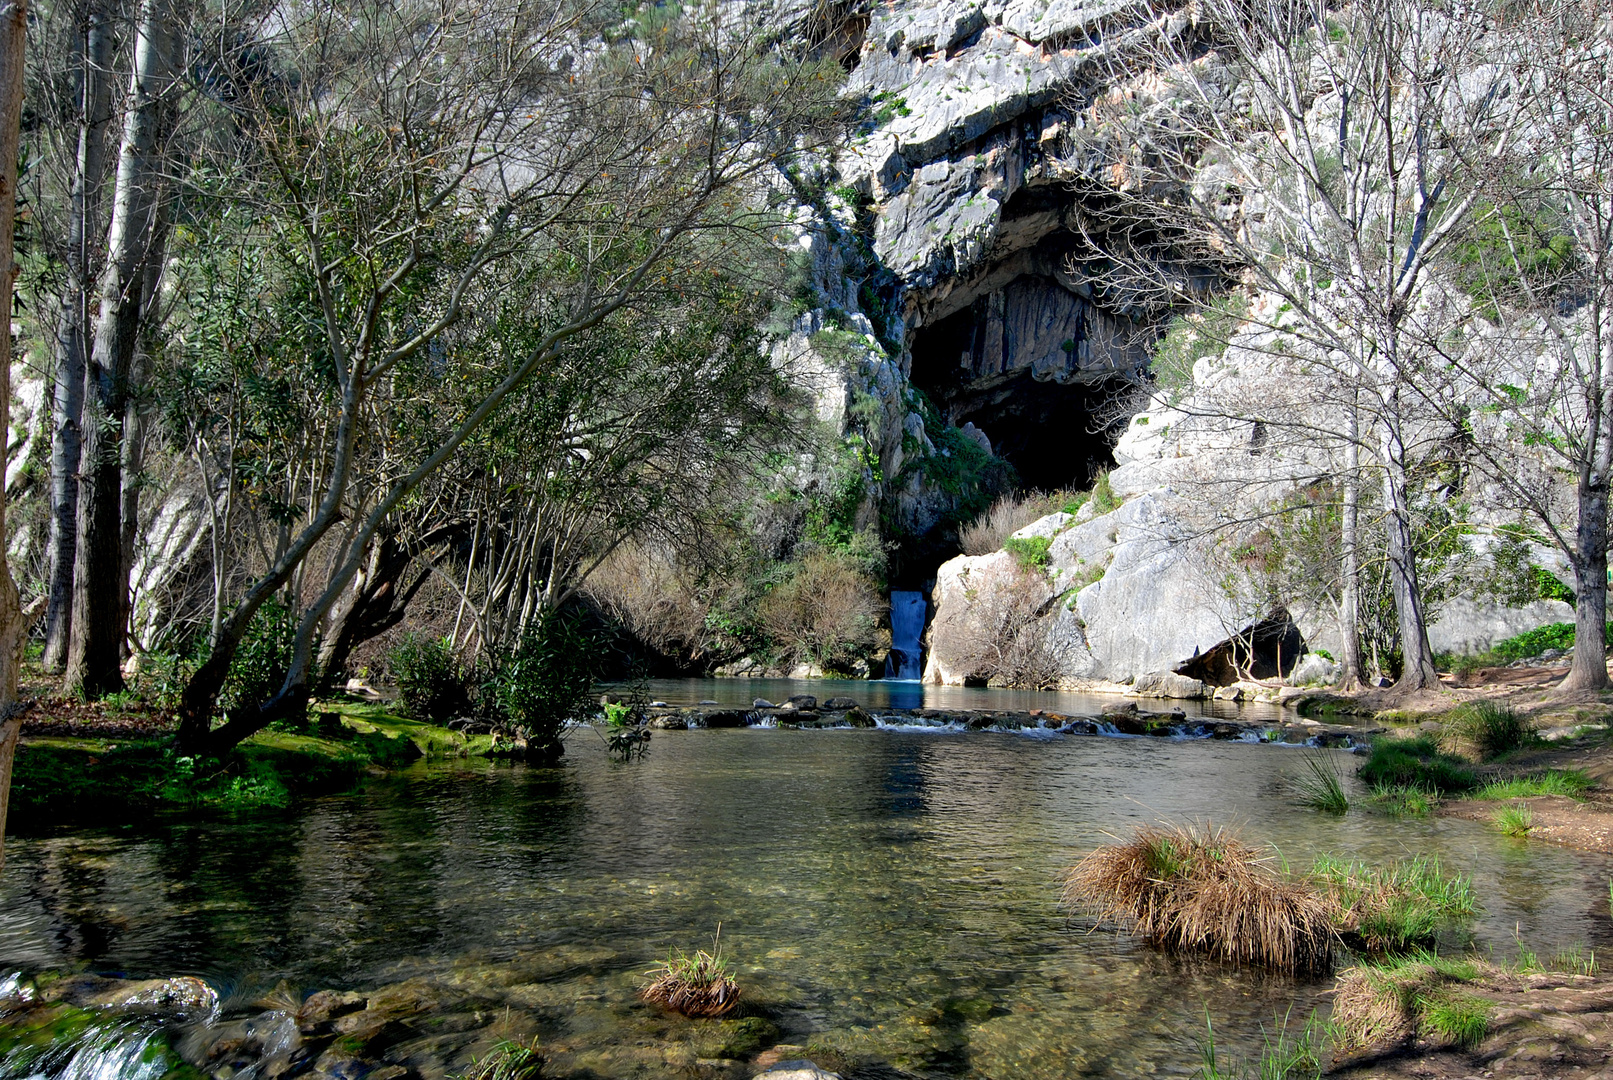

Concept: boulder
[[844, 706, 876, 728], [1131, 672, 1208, 700], [785, 695, 818, 710], [1286, 653, 1340, 688], [822, 697, 860, 709]]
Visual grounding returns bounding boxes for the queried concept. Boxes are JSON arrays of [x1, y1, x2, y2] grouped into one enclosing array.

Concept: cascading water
[[884, 591, 926, 680]]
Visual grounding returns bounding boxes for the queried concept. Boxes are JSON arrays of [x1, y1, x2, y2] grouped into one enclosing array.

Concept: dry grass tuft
[[640, 938, 742, 1018], [1331, 954, 1492, 1051], [1062, 823, 1334, 973]]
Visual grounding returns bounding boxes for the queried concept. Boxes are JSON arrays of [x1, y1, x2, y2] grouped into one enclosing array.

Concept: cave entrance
[[1174, 611, 1307, 686], [909, 275, 1143, 493]]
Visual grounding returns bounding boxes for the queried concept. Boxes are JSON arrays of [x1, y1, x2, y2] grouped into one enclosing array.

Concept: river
[[1, 694, 1609, 1078]]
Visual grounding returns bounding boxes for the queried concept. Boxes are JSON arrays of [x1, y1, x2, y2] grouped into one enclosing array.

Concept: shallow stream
[[2, 685, 1611, 1078]]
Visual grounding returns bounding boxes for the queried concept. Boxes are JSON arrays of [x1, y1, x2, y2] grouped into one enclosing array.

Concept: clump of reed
[[1062, 823, 1334, 974], [641, 931, 742, 1018], [1292, 753, 1348, 814], [1493, 803, 1534, 837], [1332, 953, 1491, 1051], [1442, 701, 1537, 761], [458, 1039, 542, 1080], [1309, 854, 1476, 954]]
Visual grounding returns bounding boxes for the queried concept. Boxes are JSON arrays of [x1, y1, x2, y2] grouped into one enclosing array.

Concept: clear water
[[2, 723, 1610, 1079], [627, 676, 1289, 720]]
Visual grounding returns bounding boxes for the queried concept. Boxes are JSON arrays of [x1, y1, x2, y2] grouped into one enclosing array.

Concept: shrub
[[1493, 803, 1534, 837], [1002, 535, 1052, 571], [482, 608, 603, 760], [642, 936, 741, 1017], [959, 492, 1061, 556], [220, 599, 300, 718], [582, 542, 713, 660], [1062, 823, 1334, 973], [1293, 753, 1348, 814], [389, 635, 474, 721], [1443, 701, 1536, 760], [757, 550, 884, 673], [1357, 736, 1476, 794]]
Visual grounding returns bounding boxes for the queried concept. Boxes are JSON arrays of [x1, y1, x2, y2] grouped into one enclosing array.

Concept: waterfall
[[885, 591, 926, 680]]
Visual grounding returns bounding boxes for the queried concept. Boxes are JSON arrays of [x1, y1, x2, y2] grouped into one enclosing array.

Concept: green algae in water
[[0, 1003, 197, 1080]]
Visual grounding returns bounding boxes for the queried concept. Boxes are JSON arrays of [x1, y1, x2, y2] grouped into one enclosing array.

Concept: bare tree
[[1064, 0, 1521, 691], [1422, 0, 1613, 691]]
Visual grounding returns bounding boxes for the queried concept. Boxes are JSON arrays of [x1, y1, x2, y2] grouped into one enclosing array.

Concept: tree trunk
[[0, 0, 33, 867], [43, 0, 114, 672], [1563, 334, 1613, 692], [64, 0, 181, 697], [1379, 410, 1441, 691], [1338, 406, 1367, 689]]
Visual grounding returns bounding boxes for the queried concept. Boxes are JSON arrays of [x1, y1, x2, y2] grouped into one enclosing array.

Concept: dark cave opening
[[909, 285, 1138, 493]]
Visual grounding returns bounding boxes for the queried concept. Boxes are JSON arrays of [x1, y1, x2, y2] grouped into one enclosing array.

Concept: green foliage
[[1535, 567, 1576, 602], [389, 635, 474, 721], [1492, 622, 1607, 660], [1476, 769, 1592, 800], [1493, 803, 1534, 837], [482, 608, 604, 756], [1451, 199, 1575, 319], [1444, 701, 1537, 760], [1358, 737, 1476, 794], [1003, 535, 1053, 571], [220, 599, 301, 718], [1088, 472, 1119, 515], [1293, 754, 1348, 814], [1151, 296, 1249, 399]]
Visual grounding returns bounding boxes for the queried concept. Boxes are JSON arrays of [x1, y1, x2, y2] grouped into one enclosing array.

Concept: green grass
[[1493, 803, 1534, 837], [456, 1039, 542, 1080], [1365, 783, 1436, 817], [1475, 769, 1592, 800], [1292, 753, 1348, 814], [1419, 992, 1491, 1048], [1357, 736, 1476, 794], [1312, 854, 1476, 953], [1444, 701, 1537, 760], [1195, 1009, 1325, 1080]]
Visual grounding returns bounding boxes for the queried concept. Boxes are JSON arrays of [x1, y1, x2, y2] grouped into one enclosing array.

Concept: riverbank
[[12, 698, 496, 818]]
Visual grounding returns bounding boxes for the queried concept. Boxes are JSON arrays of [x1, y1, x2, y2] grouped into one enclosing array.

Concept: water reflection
[[1, 731, 1610, 1078]]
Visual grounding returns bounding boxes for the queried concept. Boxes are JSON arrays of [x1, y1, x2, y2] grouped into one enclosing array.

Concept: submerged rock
[[756, 1061, 842, 1080]]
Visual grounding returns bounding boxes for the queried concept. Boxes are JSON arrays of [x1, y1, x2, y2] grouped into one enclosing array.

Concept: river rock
[[844, 706, 876, 728], [755, 1062, 842, 1080], [822, 697, 860, 709], [1131, 672, 1207, 700], [44, 974, 218, 1019], [753, 698, 778, 708], [785, 695, 818, 710], [1286, 653, 1339, 687]]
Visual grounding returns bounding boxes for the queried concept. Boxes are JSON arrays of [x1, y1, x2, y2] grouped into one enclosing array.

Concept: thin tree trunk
[[44, 0, 114, 671], [0, 0, 34, 867], [64, 0, 180, 697], [1338, 405, 1367, 690], [1379, 407, 1440, 691]]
